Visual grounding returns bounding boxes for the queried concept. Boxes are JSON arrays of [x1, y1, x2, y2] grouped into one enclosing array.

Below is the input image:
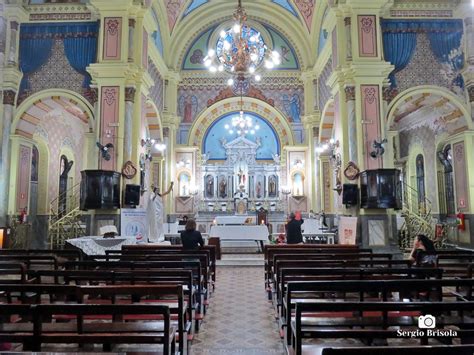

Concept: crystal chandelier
[[224, 110, 261, 136], [203, 0, 281, 85]]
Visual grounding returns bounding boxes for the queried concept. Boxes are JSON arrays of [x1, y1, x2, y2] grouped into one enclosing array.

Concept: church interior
[[1, 0, 474, 354]]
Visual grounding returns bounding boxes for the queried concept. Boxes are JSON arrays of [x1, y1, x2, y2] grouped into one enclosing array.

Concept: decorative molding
[[206, 85, 274, 107], [103, 17, 122, 60], [178, 75, 302, 90], [84, 87, 98, 105], [163, 127, 170, 138], [122, 161, 137, 179], [389, 10, 452, 18], [358, 15, 377, 58], [3, 90, 16, 106], [344, 161, 360, 180], [129, 18, 136, 28]]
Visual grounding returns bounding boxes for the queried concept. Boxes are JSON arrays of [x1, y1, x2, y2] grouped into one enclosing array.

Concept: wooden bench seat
[[290, 301, 474, 355], [0, 303, 176, 354], [320, 344, 474, 355]]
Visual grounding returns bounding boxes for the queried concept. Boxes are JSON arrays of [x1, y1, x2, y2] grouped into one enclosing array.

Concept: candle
[[0, 229, 4, 248]]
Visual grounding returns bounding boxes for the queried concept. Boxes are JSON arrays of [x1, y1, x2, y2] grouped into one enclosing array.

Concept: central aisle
[[191, 266, 285, 355]]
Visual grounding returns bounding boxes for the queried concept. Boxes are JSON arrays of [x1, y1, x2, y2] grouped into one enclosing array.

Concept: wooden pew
[[62, 260, 206, 331], [121, 244, 217, 288], [276, 267, 443, 319], [33, 268, 196, 338], [285, 278, 474, 345], [0, 249, 82, 261], [0, 261, 28, 284], [321, 345, 474, 355], [291, 301, 474, 355], [0, 283, 186, 354], [0, 255, 59, 271], [0, 303, 175, 354]]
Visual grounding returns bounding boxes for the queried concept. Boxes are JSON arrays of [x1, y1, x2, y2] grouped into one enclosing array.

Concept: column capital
[[5, 3, 29, 23], [125, 87, 137, 102], [344, 85, 356, 102], [165, 71, 181, 85], [3, 90, 17, 106]]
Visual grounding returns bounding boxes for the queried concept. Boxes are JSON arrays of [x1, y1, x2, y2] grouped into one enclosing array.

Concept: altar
[[209, 225, 269, 241]]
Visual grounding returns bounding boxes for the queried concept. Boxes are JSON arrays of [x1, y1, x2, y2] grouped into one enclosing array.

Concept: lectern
[[360, 169, 402, 209]]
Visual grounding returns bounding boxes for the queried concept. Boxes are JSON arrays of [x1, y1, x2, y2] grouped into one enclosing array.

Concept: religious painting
[[268, 175, 278, 198], [292, 172, 304, 196], [178, 172, 190, 197], [205, 174, 214, 198], [218, 175, 227, 199], [282, 93, 301, 122], [178, 95, 198, 123]]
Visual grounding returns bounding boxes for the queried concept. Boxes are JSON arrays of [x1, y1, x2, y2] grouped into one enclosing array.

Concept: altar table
[[67, 236, 138, 255], [214, 215, 256, 225], [209, 225, 269, 241]]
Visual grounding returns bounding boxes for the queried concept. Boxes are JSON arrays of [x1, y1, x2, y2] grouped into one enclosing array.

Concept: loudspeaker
[[124, 184, 141, 206], [342, 184, 359, 206]]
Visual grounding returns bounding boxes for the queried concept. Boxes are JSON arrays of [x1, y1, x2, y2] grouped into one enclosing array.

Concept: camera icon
[[418, 314, 436, 329]]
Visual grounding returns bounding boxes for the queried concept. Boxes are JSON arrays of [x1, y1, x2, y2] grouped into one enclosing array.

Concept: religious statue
[[206, 175, 214, 197], [256, 181, 262, 198], [178, 95, 198, 123], [146, 182, 173, 243], [219, 178, 227, 198], [269, 176, 277, 197], [238, 168, 246, 186]]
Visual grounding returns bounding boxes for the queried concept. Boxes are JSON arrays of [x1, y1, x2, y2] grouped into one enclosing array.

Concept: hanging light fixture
[[203, 0, 281, 85]]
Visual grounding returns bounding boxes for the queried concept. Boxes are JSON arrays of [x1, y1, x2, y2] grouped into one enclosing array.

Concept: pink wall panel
[[17, 145, 32, 212], [361, 85, 382, 170], [332, 28, 338, 69], [103, 17, 122, 60], [453, 142, 469, 210], [142, 30, 148, 69], [100, 86, 120, 171], [358, 15, 377, 57]]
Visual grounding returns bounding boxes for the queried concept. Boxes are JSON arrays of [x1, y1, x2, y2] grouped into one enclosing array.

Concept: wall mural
[[202, 112, 280, 161], [271, 0, 299, 18], [294, 0, 315, 31], [177, 76, 304, 144], [182, 0, 209, 17], [151, 8, 164, 57], [165, 0, 186, 33], [182, 24, 299, 70]]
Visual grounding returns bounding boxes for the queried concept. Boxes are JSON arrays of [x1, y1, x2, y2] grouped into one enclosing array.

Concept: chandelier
[[224, 110, 261, 136], [203, 0, 281, 85]]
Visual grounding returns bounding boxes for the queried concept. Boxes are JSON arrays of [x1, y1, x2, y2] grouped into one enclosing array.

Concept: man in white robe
[[146, 182, 173, 242]]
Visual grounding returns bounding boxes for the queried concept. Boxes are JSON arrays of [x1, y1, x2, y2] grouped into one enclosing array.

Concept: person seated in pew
[[181, 218, 205, 250], [286, 212, 304, 244], [410, 234, 437, 267]]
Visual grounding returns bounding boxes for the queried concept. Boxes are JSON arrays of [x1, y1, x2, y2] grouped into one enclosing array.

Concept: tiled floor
[[191, 266, 285, 355]]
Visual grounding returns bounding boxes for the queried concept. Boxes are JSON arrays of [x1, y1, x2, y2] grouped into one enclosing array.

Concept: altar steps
[[217, 253, 264, 267]]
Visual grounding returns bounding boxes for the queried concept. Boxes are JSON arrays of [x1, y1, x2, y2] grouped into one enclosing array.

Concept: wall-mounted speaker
[[342, 184, 359, 206], [124, 184, 141, 206]]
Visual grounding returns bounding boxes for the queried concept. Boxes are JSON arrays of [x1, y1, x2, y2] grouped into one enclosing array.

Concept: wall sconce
[[142, 137, 166, 152], [315, 138, 339, 154], [176, 159, 191, 169]]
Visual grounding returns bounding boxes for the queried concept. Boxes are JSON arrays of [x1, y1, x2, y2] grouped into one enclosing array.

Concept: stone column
[[124, 87, 136, 163], [0, 90, 16, 225], [128, 18, 135, 62], [7, 21, 18, 65], [345, 86, 357, 164]]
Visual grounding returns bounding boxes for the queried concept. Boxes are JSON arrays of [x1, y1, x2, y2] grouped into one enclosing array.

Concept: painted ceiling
[[182, 24, 300, 70], [391, 93, 467, 135], [163, 0, 316, 33]]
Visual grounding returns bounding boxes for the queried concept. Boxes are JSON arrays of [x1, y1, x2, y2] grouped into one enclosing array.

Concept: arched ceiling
[[153, 0, 329, 70]]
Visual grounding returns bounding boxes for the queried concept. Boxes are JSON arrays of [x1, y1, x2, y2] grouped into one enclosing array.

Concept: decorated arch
[[188, 97, 294, 150]]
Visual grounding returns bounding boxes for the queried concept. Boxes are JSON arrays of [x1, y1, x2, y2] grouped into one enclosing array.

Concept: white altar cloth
[[215, 216, 255, 225], [67, 236, 138, 255], [301, 219, 321, 234], [209, 225, 269, 241]]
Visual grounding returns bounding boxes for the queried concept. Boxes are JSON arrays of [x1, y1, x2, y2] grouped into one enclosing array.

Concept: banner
[[121, 208, 147, 237], [338, 216, 358, 245]]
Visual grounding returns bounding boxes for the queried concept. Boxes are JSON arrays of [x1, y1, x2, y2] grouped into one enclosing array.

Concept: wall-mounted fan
[[96, 142, 114, 161]]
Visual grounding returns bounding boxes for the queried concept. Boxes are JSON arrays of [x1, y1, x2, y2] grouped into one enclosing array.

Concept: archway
[[387, 86, 471, 215], [10, 90, 94, 216]]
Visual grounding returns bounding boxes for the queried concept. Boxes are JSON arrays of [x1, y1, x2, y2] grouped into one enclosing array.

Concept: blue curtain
[[19, 22, 98, 91], [381, 19, 464, 88], [64, 34, 98, 87], [382, 21, 418, 87], [19, 26, 54, 92], [426, 23, 464, 88]]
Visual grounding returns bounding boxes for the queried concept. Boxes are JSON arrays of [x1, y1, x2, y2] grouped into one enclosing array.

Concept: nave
[[1, 244, 474, 354]]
